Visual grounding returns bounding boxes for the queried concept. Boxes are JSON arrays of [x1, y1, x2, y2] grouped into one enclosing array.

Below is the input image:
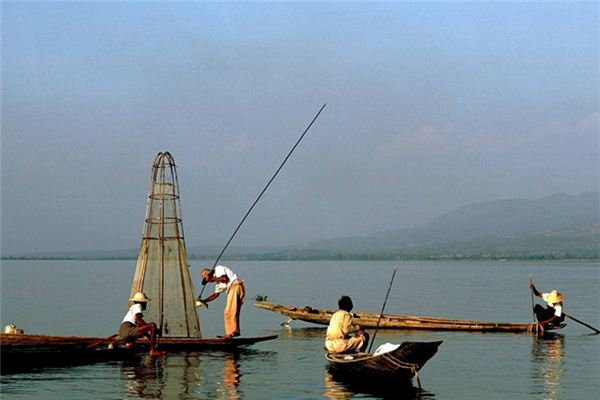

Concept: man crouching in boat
[[530, 284, 565, 330], [325, 296, 369, 354], [119, 292, 164, 356]]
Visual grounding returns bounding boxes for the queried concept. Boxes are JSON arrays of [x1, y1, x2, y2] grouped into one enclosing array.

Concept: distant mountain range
[[280, 192, 599, 260], [7, 192, 599, 261]]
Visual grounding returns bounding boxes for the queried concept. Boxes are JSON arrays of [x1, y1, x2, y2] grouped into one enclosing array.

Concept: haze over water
[[3, 3, 598, 257], [1, 260, 598, 399]]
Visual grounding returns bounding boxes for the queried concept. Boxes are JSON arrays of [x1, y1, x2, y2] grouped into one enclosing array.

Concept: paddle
[[529, 275, 600, 334], [367, 267, 397, 353], [529, 274, 539, 335], [564, 313, 600, 334]]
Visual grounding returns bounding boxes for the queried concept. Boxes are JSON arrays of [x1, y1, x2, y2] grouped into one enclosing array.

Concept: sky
[[1, 2, 598, 255]]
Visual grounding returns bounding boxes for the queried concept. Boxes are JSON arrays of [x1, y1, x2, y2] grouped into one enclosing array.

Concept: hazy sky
[[1, 2, 598, 255]]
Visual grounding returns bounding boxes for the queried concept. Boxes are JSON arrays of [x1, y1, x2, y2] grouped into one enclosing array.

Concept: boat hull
[[0, 333, 278, 372], [256, 302, 549, 333], [326, 341, 442, 386]]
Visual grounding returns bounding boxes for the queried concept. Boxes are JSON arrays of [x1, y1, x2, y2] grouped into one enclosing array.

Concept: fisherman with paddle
[[325, 296, 369, 354], [197, 265, 246, 338], [528, 275, 600, 335], [118, 292, 164, 356], [529, 283, 565, 331]]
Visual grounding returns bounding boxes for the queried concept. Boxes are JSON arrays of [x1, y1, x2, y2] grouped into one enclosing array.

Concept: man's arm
[[134, 313, 148, 327], [202, 292, 221, 303], [530, 283, 541, 298], [198, 273, 229, 303], [342, 313, 361, 335], [538, 314, 559, 325]]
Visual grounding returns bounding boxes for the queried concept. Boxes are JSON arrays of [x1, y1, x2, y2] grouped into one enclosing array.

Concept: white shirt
[[213, 265, 238, 293], [121, 303, 143, 325], [541, 293, 563, 317]]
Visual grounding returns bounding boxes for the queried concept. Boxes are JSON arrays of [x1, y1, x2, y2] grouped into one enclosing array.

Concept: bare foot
[[149, 350, 165, 357]]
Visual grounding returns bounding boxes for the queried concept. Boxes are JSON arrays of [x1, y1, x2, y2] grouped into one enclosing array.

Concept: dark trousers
[[534, 304, 565, 325]]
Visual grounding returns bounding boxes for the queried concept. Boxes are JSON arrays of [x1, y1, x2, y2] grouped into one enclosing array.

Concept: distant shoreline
[[2, 256, 598, 262]]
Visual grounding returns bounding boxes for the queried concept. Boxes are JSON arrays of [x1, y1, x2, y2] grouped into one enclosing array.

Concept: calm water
[[1, 260, 599, 399]]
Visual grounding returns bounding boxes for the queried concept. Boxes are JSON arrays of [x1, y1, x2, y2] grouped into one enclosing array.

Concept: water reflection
[[324, 369, 433, 400], [120, 349, 274, 400], [217, 352, 241, 400], [530, 334, 565, 400], [122, 356, 166, 399], [323, 370, 352, 400], [278, 327, 326, 340]]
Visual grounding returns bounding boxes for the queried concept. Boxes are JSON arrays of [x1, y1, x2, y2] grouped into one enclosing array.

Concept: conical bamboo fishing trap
[[129, 152, 201, 338]]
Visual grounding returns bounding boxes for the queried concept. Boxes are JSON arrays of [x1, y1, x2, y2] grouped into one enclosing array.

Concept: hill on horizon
[[7, 192, 599, 261], [257, 191, 600, 260]]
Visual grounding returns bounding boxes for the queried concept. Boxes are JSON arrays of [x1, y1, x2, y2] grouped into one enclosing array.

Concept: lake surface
[[1, 260, 599, 399]]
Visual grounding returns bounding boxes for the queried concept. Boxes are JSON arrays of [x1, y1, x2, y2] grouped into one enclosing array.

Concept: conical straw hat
[[130, 292, 151, 302], [546, 290, 563, 303]]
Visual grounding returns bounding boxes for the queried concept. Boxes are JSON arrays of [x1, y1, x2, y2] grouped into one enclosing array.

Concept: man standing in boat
[[118, 292, 164, 356], [325, 296, 369, 354], [530, 283, 565, 329], [197, 265, 246, 338]]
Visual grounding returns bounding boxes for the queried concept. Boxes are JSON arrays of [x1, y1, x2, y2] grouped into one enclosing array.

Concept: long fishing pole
[[197, 103, 327, 301], [367, 267, 397, 353]]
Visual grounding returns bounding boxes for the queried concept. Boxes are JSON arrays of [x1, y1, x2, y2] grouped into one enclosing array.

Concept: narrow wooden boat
[[326, 341, 442, 387], [255, 301, 557, 333], [0, 333, 132, 371], [0, 333, 278, 371]]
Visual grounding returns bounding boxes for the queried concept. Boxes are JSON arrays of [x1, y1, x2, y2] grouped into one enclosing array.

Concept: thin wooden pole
[[197, 103, 327, 300], [87, 334, 118, 348], [529, 274, 538, 335], [368, 267, 397, 353]]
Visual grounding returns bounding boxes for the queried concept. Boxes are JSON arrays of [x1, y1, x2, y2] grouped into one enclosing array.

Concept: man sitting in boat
[[325, 296, 369, 354], [530, 284, 565, 329], [118, 292, 164, 356], [197, 265, 246, 339]]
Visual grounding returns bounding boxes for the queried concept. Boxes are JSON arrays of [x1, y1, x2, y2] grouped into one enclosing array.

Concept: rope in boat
[[381, 353, 422, 389], [527, 322, 545, 336]]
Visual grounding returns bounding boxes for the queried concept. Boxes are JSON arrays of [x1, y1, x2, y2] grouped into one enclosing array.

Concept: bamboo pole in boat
[[529, 274, 539, 336], [368, 267, 397, 353]]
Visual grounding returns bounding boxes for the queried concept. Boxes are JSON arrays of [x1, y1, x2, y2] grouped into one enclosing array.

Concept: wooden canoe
[[0, 333, 278, 371], [326, 341, 442, 387], [255, 301, 555, 333]]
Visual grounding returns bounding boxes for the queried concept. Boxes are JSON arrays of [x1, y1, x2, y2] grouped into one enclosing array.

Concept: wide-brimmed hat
[[130, 292, 151, 303], [546, 290, 563, 303]]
